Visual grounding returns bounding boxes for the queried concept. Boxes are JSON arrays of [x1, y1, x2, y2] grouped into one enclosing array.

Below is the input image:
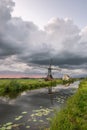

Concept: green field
[[0, 78, 62, 98], [49, 79, 87, 130]]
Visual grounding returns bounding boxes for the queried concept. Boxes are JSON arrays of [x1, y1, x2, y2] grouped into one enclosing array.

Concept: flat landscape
[[0, 0, 87, 129]]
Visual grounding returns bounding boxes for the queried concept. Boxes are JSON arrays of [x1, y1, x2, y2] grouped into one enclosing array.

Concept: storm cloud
[[0, 0, 87, 76]]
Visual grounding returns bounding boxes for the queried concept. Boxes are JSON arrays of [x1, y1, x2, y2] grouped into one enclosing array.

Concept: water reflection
[[48, 81, 79, 105], [48, 93, 54, 105], [48, 87, 52, 94], [64, 83, 70, 87]]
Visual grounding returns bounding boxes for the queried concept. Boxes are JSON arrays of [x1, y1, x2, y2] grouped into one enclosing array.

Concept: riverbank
[[0, 79, 62, 98], [49, 79, 87, 130]]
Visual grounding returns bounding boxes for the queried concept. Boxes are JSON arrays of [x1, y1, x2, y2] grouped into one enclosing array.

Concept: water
[[0, 81, 79, 130]]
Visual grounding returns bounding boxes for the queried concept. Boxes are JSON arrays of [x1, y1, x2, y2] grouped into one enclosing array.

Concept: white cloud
[[0, 56, 31, 72]]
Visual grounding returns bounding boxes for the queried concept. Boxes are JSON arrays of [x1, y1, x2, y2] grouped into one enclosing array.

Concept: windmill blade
[[38, 65, 48, 69], [29, 63, 48, 69], [51, 68, 61, 71], [51, 67, 61, 71]]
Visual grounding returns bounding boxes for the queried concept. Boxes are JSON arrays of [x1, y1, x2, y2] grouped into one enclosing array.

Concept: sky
[[0, 0, 87, 78], [13, 0, 87, 29]]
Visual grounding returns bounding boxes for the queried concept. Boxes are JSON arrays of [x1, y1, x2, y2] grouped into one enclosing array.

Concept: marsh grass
[[49, 79, 87, 130]]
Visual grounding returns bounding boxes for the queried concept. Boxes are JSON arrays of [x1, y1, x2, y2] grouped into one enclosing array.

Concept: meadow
[[49, 79, 87, 130], [0, 78, 62, 98]]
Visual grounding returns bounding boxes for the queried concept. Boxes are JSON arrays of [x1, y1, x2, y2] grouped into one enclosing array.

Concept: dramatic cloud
[[0, 0, 87, 77]]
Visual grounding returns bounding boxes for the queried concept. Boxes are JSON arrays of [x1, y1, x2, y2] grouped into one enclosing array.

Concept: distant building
[[62, 74, 70, 81]]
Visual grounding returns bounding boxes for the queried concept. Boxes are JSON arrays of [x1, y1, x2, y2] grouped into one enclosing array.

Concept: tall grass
[[0, 79, 62, 98], [50, 79, 87, 130]]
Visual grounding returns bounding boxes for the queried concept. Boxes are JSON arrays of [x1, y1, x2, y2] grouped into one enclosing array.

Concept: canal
[[0, 81, 79, 130]]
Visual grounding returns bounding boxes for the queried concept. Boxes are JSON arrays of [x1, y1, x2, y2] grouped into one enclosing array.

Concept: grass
[[49, 79, 87, 130], [0, 78, 62, 98]]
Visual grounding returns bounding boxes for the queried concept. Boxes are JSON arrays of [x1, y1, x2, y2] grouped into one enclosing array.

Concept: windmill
[[45, 62, 53, 81], [28, 59, 61, 81], [44, 59, 61, 81]]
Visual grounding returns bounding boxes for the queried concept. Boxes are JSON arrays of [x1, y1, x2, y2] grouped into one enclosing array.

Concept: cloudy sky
[[0, 0, 87, 78]]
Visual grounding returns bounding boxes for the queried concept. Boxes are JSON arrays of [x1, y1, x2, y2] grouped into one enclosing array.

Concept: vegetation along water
[[48, 79, 87, 130], [0, 78, 63, 98]]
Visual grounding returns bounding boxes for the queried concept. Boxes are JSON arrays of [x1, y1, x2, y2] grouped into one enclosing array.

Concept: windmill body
[[45, 64, 53, 81]]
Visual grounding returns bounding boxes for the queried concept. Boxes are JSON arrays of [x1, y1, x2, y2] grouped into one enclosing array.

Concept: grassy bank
[[0, 79, 62, 98], [49, 79, 87, 130]]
